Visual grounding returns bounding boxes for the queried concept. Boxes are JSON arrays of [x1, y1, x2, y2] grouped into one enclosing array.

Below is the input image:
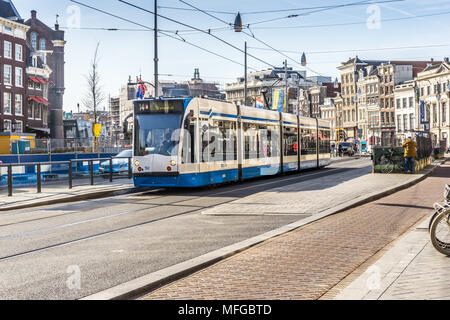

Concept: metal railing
[[0, 157, 132, 197]]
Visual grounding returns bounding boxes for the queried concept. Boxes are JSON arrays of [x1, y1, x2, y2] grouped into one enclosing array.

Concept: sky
[[12, 0, 450, 112]]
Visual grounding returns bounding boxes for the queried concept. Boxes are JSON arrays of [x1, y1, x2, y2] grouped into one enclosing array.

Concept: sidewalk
[[0, 179, 141, 211], [331, 214, 450, 300], [138, 160, 448, 300]]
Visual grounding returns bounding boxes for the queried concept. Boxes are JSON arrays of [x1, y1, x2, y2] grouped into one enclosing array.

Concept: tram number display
[[135, 100, 184, 114]]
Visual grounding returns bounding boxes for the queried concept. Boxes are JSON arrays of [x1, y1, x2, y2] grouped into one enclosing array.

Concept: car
[[338, 142, 355, 156], [99, 149, 132, 174]]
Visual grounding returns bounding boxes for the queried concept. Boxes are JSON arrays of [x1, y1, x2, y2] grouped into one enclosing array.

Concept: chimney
[[431, 58, 434, 62], [31, 10, 37, 20], [445, 57, 449, 63]]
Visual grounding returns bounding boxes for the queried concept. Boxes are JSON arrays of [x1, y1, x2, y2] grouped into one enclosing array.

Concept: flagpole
[[154, 0, 159, 98]]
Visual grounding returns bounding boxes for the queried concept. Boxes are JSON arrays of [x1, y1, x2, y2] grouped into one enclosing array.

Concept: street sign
[[420, 100, 425, 124], [93, 124, 102, 138]]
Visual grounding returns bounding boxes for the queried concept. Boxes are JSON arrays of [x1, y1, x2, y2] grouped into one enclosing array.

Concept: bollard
[[37, 163, 41, 193], [7, 165, 12, 197], [109, 158, 113, 183], [90, 160, 94, 186], [128, 157, 132, 179], [68, 161, 73, 189]]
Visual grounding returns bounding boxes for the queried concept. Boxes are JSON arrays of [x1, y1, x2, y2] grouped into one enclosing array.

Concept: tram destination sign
[[135, 99, 184, 114]]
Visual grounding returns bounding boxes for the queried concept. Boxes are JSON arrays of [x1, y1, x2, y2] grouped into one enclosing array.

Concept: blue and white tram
[[132, 97, 331, 188]]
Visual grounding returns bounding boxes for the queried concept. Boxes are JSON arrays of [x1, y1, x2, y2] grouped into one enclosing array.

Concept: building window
[[409, 97, 413, 108], [433, 104, 437, 123], [410, 114, 414, 130], [402, 98, 407, 109], [421, 88, 424, 96], [3, 92, 11, 114], [4, 65, 11, 85], [404, 114, 408, 131], [40, 38, 46, 50], [35, 104, 41, 120], [4, 120, 11, 132], [15, 44, 23, 61], [443, 103, 447, 124], [4, 41, 12, 59], [15, 67, 23, 87], [396, 99, 401, 109], [397, 115, 402, 131], [15, 94, 22, 115], [391, 112, 395, 124], [28, 101, 33, 119], [31, 32, 38, 50], [15, 120, 23, 133]]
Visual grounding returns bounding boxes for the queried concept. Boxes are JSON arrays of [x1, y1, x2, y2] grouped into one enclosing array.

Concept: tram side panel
[[299, 116, 319, 170], [239, 106, 281, 180], [318, 119, 332, 168]]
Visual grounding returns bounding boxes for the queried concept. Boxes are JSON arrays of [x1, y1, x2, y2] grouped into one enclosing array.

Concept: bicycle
[[429, 184, 450, 256], [379, 148, 404, 174]]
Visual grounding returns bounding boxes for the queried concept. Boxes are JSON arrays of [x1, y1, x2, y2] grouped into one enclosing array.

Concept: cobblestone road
[[140, 163, 449, 300]]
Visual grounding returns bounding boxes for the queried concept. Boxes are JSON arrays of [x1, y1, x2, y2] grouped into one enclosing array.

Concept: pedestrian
[[402, 136, 417, 174], [338, 143, 343, 157]]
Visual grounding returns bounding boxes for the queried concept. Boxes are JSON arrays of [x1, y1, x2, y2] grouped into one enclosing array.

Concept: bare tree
[[83, 42, 105, 151], [83, 42, 105, 127]]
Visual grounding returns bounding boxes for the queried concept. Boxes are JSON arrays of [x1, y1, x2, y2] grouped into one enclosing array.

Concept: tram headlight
[[170, 160, 176, 166], [134, 160, 140, 167]]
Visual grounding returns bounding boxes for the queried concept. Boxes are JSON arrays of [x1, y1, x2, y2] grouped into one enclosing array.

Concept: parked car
[[99, 150, 132, 174], [339, 142, 355, 156]]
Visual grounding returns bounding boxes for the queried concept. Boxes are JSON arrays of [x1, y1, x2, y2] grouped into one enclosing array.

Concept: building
[[0, 1, 28, 136], [337, 57, 387, 140], [394, 80, 417, 142], [25, 9, 66, 140], [320, 97, 336, 142], [225, 67, 311, 112], [333, 94, 344, 141], [307, 76, 332, 85], [109, 96, 120, 145], [356, 65, 381, 146], [416, 60, 450, 147], [310, 82, 340, 118]]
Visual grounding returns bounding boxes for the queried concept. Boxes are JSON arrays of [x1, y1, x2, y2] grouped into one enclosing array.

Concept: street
[[0, 158, 368, 300]]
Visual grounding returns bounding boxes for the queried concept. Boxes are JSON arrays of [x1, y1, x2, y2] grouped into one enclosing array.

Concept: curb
[[0, 186, 151, 212], [81, 159, 446, 301]]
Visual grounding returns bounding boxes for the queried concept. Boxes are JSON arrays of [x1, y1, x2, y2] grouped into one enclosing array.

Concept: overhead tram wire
[[160, 0, 404, 16], [69, 0, 257, 70], [178, 0, 325, 76], [248, 44, 450, 55], [244, 0, 404, 26], [171, 0, 404, 34], [117, 0, 276, 69], [250, 9, 450, 30]]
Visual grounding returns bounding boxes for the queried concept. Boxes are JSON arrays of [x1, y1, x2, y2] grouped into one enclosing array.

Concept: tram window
[[319, 129, 331, 154], [244, 123, 259, 160], [223, 121, 237, 161], [283, 126, 298, 157], [301, 128, 317, 155], [260, 125, 279, 158]]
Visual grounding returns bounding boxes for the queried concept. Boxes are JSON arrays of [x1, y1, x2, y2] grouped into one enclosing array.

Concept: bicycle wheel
[[380, 158, 393, 174], [429, 210, 450, 256]]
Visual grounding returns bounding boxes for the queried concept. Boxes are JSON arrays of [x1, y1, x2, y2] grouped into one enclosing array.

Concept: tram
[[132, 97, 331, 188]]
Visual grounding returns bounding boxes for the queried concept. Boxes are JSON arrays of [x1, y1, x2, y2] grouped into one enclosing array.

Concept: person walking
[[402, 136, 417, 174]]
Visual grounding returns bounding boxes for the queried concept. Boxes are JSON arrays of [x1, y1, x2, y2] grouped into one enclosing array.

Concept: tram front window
[[135, 114, 183, 156]]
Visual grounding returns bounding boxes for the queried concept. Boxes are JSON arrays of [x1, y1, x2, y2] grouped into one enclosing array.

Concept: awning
[[37, 97, 49, 105], [27, 127, 50, 134], [28, 96, 49, 105], [28, 96, 41, 103], [28, 77, 47, 84]]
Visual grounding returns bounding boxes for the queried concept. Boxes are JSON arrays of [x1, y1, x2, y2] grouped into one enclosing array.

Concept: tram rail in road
[[0, 159, 371, 299]]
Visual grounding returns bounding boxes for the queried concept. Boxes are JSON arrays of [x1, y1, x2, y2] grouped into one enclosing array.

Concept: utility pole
[[284, 60, 288, 113], [154, 0, 159, 98], [244, 41, 247, 106]]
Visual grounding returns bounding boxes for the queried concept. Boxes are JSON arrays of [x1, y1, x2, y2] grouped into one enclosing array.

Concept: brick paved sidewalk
[[140, 163, 449, 300], [333, 212, 450, 300]]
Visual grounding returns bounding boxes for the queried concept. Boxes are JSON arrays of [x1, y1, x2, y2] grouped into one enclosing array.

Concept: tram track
[[0, 161, 370, 263]]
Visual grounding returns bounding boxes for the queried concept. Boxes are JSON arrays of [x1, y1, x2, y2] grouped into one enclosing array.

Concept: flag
[[256, 97, 264, 109], [136, 78, 146, 99]]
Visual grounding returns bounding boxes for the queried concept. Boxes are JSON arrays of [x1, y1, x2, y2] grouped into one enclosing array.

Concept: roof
[[0, 0, 21, 20]]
